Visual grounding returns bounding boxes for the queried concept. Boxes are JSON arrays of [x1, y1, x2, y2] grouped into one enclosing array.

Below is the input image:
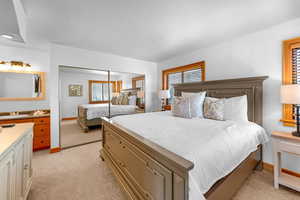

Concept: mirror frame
[[0, 70, 46, 101]]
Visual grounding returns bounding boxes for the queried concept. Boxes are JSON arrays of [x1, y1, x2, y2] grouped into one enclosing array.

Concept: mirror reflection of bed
[[59, 66, 145, 149]]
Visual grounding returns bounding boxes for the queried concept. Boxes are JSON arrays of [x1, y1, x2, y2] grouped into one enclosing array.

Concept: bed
[[100, 76, 268, 200], [77, 104, 137, 132]]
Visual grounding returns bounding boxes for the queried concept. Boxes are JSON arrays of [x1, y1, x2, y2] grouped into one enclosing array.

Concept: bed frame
[[100, 76, 268, 200], [77, 88, 141, 132]]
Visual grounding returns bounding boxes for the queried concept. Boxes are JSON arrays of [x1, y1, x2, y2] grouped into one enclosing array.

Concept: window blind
[[183, 68, 202, 83], [292, 48, 300, 84], [292, 48, 300, 119], [92, 82, 112, 101]]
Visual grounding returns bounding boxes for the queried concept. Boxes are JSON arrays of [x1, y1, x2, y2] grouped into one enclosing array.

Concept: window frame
[[282, 37, 300, 126], [88, 80, 116, 104], [132, 75, 145, 89], [162, 61, 205, 90]]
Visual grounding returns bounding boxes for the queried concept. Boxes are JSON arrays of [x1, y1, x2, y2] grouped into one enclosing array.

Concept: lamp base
[[292, 131, 300, 137]]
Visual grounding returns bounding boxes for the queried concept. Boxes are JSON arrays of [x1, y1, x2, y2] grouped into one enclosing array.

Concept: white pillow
[[182, 91, 205, 97], [224, 95, 248, 121], [182, 91, 206, 118], [128, 95, 137, 105]]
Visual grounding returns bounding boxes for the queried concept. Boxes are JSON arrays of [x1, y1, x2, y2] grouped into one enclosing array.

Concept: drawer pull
[[122, 146, 126, 149]]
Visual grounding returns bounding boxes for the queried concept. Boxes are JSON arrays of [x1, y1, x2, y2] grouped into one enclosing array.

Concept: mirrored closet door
[[59, 67, 146, 149], [59, 66, 109, 148]]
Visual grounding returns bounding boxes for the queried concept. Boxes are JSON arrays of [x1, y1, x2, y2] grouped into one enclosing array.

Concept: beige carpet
[[28, 142, 300, 200], [60, 120, 101, 148]]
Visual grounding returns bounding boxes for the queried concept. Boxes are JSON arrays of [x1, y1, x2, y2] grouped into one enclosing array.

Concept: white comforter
[[79, 104, 137, 120], [111, 111, 269, 200]]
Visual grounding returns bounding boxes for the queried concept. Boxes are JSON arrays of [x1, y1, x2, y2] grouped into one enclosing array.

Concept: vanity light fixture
[[0, 60, 31, 67], [1, 34, 14, 40]]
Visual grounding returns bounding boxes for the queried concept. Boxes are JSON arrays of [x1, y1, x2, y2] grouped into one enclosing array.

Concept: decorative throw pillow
[[111, 96, 117, 105], [116, 95, 123, 105], [224, 95, 248, 121], [204, 97, 225, 120], [188, 92, 206, 118], [171, 96, 192, 119], [121, 95, 129, 105]]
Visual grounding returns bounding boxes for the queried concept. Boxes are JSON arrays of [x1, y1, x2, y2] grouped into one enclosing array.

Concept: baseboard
[[263, 162, 300, 178], [50, 147, 61, 153], [62, 117, 77, 121]]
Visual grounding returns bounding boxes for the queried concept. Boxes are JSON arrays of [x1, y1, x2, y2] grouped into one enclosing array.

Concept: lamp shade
[[281, 85, 300, 104], [159, 90, 170, 99]]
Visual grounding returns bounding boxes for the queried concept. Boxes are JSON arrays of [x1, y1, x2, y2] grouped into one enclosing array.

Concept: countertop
[[0, 113, 50, 121], [0, 123, 34, 157]]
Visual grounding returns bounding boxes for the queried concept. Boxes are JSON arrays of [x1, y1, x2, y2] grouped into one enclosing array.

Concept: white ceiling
[[19, 0, 300, 61]]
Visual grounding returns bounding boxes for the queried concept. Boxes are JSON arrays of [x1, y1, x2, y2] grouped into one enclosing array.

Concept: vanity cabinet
[[0, 124, 33, 200], [0, 115, 50, 151]]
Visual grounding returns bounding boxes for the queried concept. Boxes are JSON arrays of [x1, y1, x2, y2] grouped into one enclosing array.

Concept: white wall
[[0, 44, 50, 112], [50, 44, 158, 149], [158, 17, 300, 172], [59, 70, 113, 118]]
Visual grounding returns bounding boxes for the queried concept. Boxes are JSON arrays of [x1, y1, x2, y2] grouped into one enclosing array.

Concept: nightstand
[[163, 105, 171, 111], [272, 131, 300, 191]]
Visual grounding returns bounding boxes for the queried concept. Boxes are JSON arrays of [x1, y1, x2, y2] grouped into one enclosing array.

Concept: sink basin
[[0, 114, 30, 120]]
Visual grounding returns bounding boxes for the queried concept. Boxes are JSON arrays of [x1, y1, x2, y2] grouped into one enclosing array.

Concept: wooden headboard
[[173, 76, 268, 125], [120, 88, 141, 96]]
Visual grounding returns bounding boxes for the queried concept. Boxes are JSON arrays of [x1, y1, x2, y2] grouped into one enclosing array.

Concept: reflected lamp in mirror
[[281, 84, 300, 136], [137, 91, 144, 98], [159, 90, 170, 110]]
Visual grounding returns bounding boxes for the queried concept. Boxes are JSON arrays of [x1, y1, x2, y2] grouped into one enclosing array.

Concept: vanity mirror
[[0, 70, 45, 101]]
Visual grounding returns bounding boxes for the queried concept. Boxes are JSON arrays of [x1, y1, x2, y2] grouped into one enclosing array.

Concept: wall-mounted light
[[0, 60, 31, 67], [1, 34, 14, 40]]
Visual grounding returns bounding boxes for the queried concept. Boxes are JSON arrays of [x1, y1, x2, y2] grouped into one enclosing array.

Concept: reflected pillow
[[111, 96, 117, 105], [128, 95, 137, 105], [121, 95, 129, 105]]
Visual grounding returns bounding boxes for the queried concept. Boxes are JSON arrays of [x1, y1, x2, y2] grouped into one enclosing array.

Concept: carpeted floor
[[28, 142, 300, 200], [60, 120, 102, 148]]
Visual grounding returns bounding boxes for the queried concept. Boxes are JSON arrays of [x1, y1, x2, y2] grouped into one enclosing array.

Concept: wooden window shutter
[[282, 37, 300, 126]]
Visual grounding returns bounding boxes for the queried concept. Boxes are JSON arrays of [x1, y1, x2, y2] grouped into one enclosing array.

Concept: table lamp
[[159, 90, 170, 110], [281, 84, 300, 136]]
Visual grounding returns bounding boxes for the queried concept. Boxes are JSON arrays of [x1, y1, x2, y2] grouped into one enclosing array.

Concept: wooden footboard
[[101, 117, 194, 200], [100, 117, 262, 200]]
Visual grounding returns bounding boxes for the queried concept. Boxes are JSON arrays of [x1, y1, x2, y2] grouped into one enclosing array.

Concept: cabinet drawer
[[34, 125, 50, 137], [104, 127, 172, 200], [0, 118, 33, 125], [279, 141, 300, 155], [33, 136, 50, 150], [34, 117, 50, 125]]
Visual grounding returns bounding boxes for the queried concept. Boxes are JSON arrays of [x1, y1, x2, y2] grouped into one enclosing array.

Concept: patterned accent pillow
[[171, 96, 192, 119], [204, 97, 225, 120], [116, 95, 123, 105], [111, 96, 117, 105], [121, 95, 129, 105]]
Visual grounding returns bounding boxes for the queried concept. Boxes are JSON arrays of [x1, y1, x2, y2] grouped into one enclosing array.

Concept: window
[[162, 61, 205, 101], [89, 80, 113, 103], [282, 37, 300, 126], [132, 76, 145, 91]]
